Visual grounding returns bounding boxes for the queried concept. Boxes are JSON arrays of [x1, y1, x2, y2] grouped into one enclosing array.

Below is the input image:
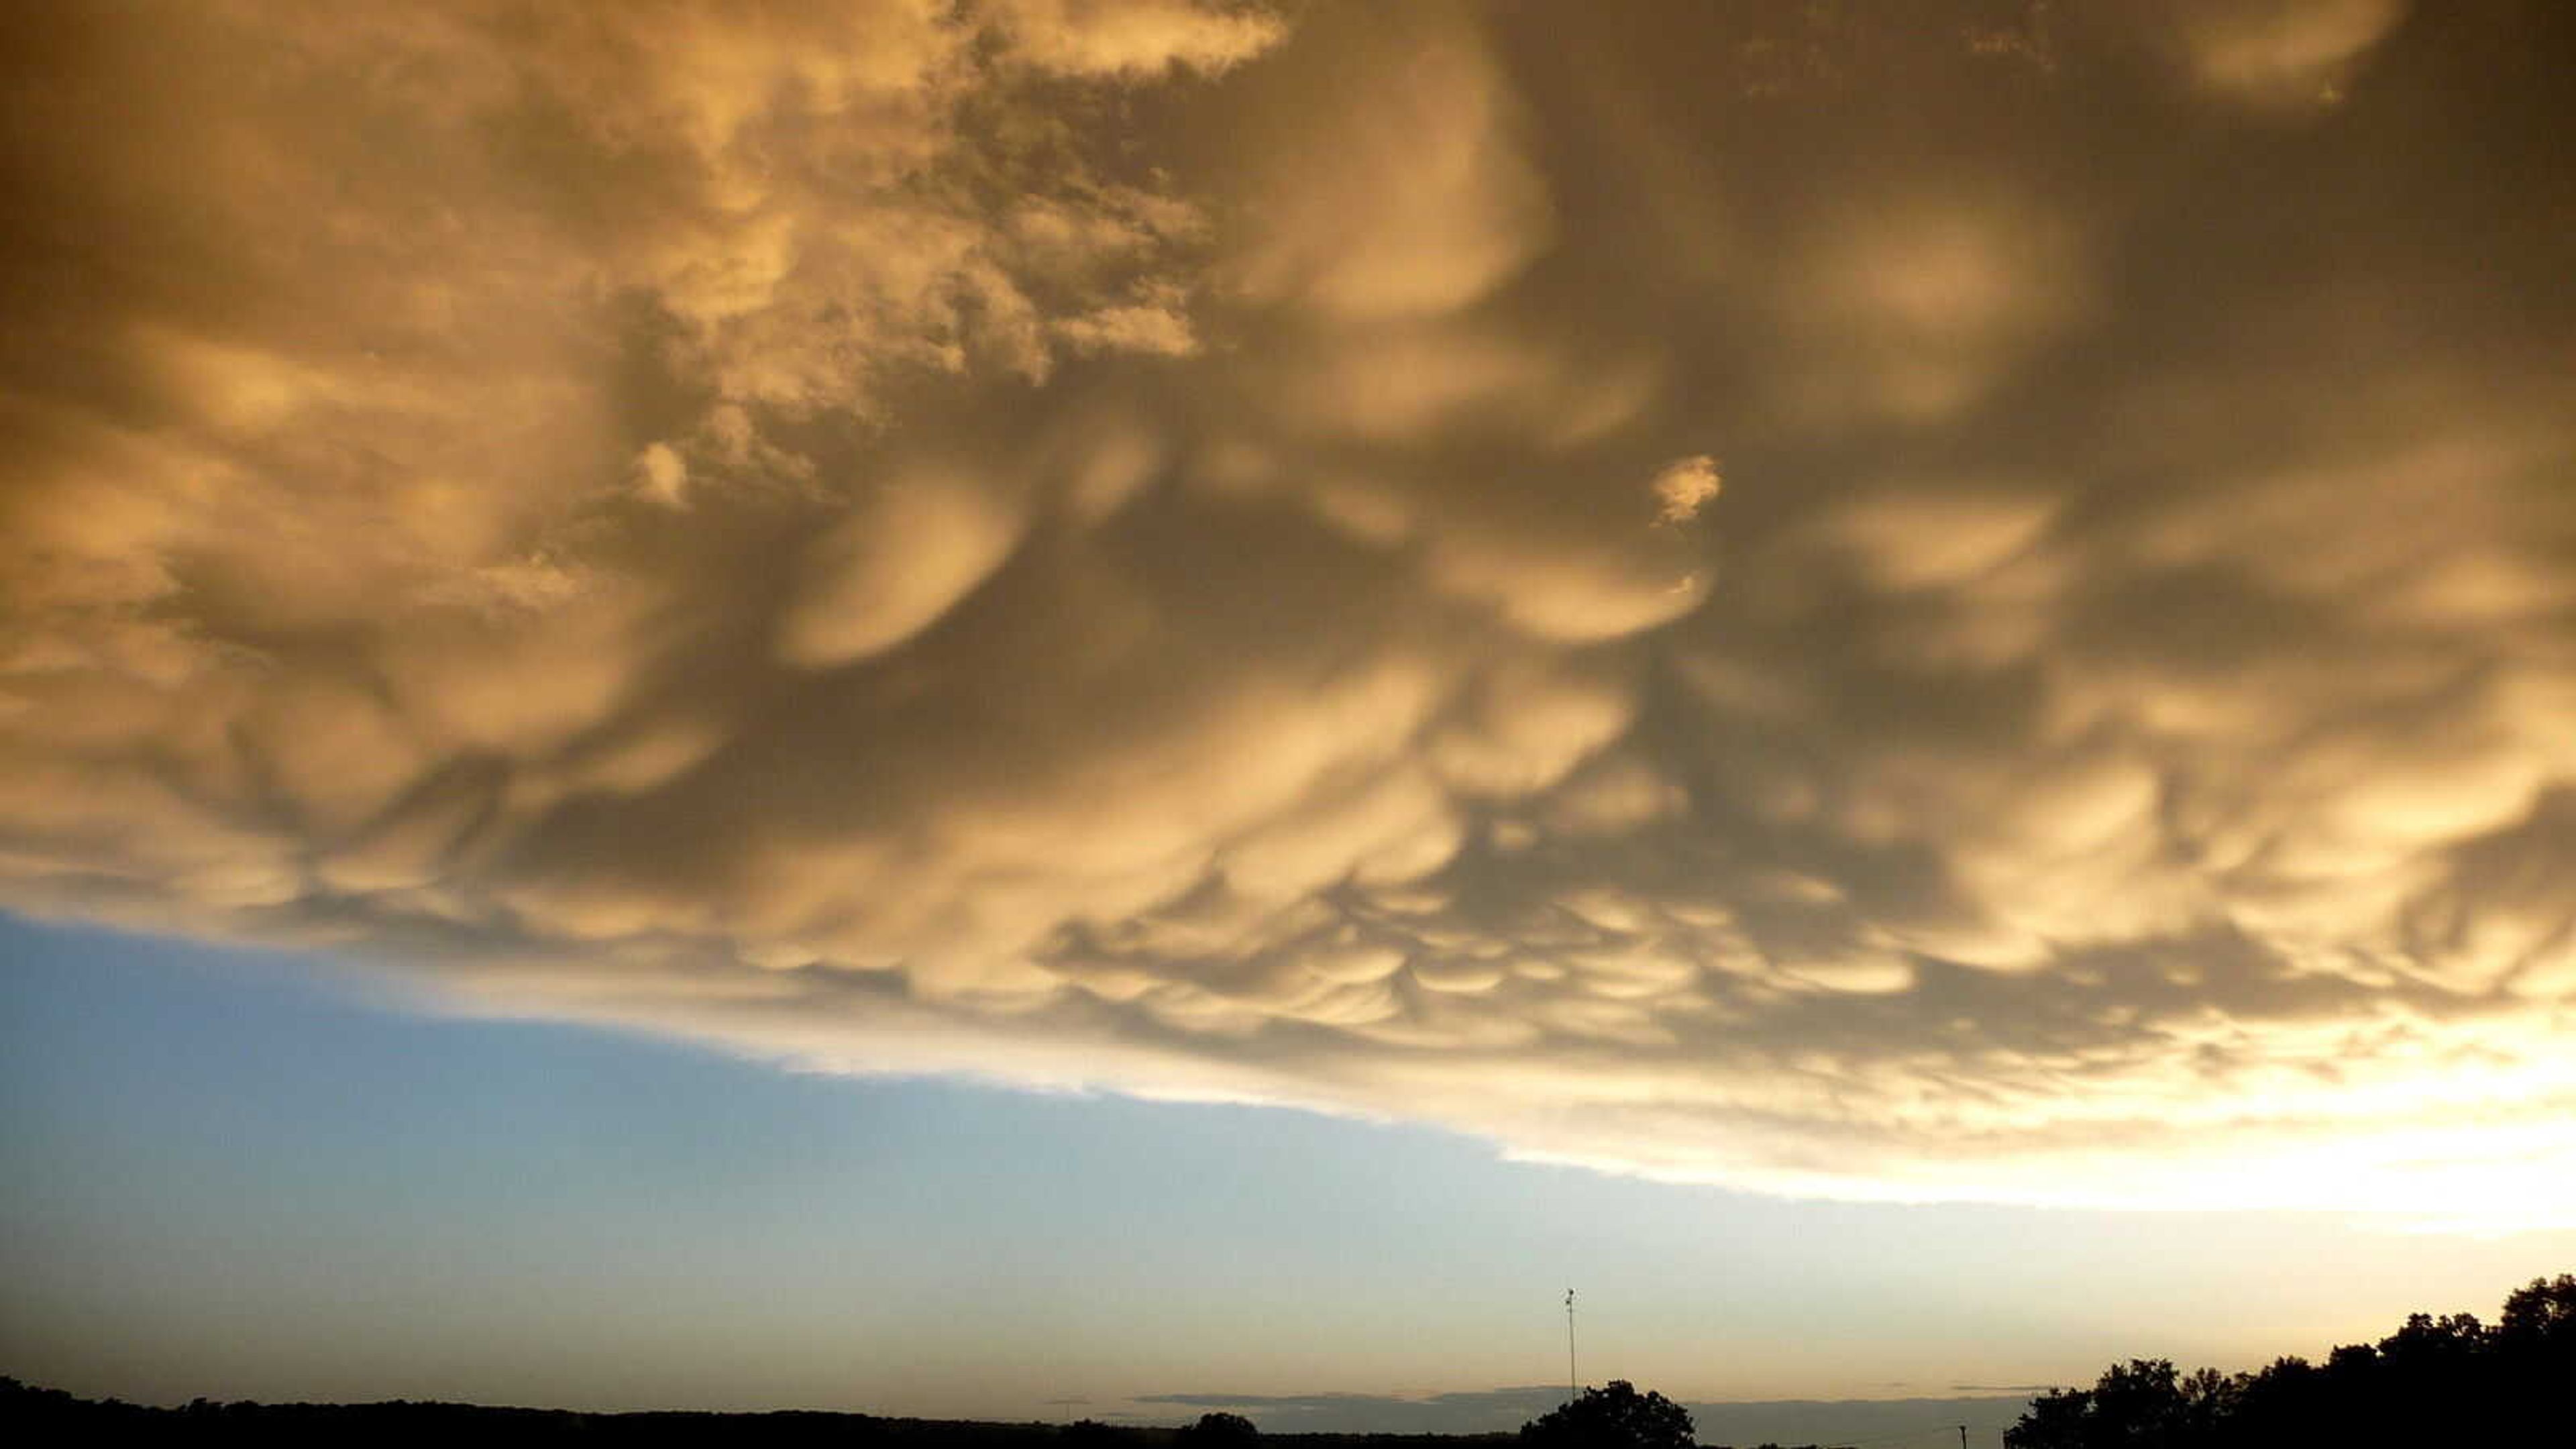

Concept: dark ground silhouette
[[0, 1387, 1525, 1449], [2005, 1273, 2575, 1449]]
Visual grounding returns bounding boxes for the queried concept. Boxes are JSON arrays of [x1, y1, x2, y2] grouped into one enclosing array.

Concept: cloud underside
[[5, 1, 2575, 1223]]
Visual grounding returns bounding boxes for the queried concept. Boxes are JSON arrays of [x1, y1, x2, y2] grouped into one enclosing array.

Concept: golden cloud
[[4, 0, 2573, 1228]]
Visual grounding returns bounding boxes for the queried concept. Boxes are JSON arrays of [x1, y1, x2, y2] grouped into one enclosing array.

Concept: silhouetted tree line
[[0, 1382, 1087, 1448], [0, 1381, 1509, 1449], [2006, 1273, 2575, 1448]]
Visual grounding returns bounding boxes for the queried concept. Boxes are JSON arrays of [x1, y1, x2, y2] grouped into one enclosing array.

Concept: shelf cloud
[[5, 0, 2572, 1224]]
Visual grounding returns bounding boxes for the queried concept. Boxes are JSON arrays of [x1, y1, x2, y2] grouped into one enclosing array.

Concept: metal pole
[[1565, 1289, 1578, 1403]]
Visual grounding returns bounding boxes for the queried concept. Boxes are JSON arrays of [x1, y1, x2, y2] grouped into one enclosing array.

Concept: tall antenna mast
[[1565, 1289, 1578, 1403]]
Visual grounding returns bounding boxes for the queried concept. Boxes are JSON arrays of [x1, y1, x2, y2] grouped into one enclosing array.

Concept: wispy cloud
[[3, 0, 2571, 1223]]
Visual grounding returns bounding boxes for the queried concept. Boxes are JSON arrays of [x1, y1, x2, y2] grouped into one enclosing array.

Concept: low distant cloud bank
[[1133, 1387, 2031, 1440], [5, 1, 2574, 1222]]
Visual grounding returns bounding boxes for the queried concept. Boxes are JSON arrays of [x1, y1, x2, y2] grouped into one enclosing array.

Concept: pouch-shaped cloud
[[5, 0, 2575, 1228], [2158, 0, 2410, 106], [777, 470, 1026, 668], [1220, 3, 1553, 322]]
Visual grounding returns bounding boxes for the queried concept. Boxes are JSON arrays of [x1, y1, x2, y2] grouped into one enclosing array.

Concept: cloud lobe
[[4, 0, 2575, 1224]]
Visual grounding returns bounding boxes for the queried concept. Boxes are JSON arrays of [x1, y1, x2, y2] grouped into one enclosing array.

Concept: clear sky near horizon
[[5, 912, 2569, 1426], [4, 1, 2575, 1437]]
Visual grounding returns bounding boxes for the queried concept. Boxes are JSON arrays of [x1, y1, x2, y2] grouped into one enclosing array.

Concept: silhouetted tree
[[1519, 1381, 1695, 1449], [2497, 1272, 2576, 1355], [2004, 1384, 2092, 1449], [1183, 1411, 1258, 1446], [2095, 1357, 2188, 1442], [2224, 1354, 2321, 1446], [2006, 1273, 2576, 1449]]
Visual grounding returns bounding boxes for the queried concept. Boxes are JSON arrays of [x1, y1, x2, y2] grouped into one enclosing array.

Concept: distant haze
[[1138, 1387, 2030, 1443]]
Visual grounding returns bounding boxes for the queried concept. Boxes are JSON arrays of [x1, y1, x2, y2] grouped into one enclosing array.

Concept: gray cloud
[[1133, 1387, 2034, 1441], [4, 0, 2574, 1222]]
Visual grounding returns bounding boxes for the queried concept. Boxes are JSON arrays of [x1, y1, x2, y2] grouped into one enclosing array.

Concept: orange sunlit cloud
[[3, 0, 2572, 1226]]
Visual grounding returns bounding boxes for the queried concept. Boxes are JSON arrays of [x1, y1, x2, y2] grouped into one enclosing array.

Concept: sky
[[7, 914, 2568, 1435], [1, 0, 2573, 1430]]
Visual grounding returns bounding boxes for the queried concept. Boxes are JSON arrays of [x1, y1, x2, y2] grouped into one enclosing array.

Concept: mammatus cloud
[[5, 0, 2574, 1226], [2161, 0, 2410, 106]]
